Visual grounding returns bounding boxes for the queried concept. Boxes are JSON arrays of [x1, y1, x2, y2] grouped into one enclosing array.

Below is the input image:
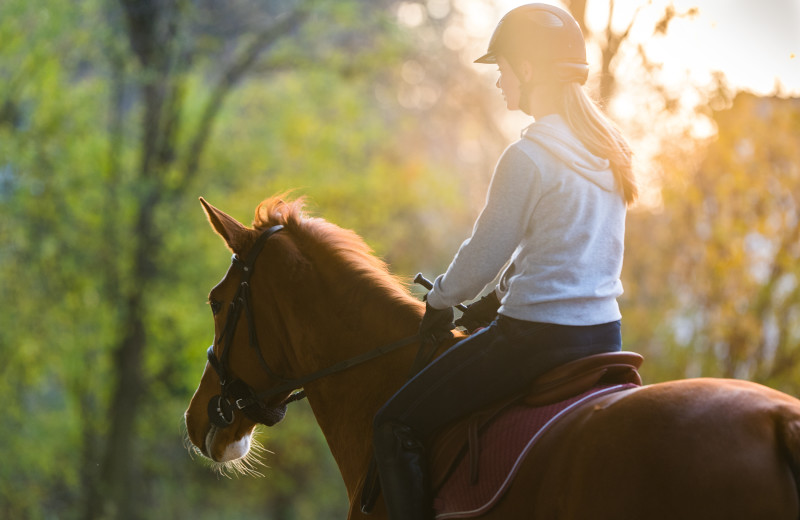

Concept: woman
[[372, 4, 638, 519]]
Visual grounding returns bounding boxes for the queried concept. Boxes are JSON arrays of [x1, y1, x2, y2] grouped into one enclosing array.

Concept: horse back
[[490, 378, 800, 520]]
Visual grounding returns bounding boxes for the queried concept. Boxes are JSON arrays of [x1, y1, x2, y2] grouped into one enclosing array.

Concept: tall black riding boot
[[373, 422, 434, 520]]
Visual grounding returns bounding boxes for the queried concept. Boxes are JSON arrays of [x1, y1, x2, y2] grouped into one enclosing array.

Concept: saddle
[[358, 351, 644, 515], [430, 351, 643, 490]]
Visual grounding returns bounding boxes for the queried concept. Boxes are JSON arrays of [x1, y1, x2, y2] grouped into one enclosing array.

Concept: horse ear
[[199, 197, 247, 252]]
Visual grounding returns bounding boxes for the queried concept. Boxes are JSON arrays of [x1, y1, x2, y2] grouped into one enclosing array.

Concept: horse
[[185, 194, 800, 519]]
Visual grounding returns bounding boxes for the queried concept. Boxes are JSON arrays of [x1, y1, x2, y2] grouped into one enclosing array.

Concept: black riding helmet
[[475, 3, 589, 85]]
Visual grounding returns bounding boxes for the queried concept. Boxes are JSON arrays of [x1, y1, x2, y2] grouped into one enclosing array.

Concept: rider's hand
[[455, 291, 499, 333], [419, 302, 455, 343]]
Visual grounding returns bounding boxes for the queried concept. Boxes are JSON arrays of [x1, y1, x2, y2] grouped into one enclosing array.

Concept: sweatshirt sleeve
[[426, 144, 540, 309]]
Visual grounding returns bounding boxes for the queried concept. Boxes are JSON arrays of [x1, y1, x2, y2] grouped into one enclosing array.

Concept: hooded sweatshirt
[[426, 114, 626, 326]]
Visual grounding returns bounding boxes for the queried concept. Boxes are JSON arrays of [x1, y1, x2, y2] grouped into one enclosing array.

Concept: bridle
[[205, 225, 422, 429], [206, 224, 292, 428]]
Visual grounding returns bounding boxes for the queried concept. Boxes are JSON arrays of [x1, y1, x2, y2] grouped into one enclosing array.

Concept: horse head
[[185, 195, 424, 474], [185, 196, 315, 465]]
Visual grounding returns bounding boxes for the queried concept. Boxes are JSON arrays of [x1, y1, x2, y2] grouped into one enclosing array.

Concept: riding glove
[[419, 302, 454, 343], [455, 291, 500, 333]]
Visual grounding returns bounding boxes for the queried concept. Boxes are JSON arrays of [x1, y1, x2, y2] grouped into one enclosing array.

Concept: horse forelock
[[252, 193, 306, 231], [252, 194, 413, 304]]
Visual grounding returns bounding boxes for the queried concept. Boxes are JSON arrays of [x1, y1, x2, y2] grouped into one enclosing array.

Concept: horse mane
[[251, 194, 415, 305]]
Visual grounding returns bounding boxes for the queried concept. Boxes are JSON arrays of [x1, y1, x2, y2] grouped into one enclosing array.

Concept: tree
[[0, 0, 423, 517], [567, 0, 698, 102], [624, 92, 800, 389], [92, 1, 332, 515], [1, 0, 480, 517]]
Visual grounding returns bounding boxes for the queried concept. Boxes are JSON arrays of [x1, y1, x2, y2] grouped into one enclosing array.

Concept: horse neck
[[296, 274, 425, 498]]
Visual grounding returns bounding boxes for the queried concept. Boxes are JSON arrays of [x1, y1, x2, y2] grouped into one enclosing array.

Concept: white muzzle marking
[[206, 427, 252, 462]]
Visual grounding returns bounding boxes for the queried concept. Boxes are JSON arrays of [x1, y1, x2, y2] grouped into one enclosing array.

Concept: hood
[[522, 114, 616, 192]]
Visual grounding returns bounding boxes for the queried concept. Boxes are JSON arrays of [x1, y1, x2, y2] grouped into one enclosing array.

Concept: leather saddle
[[430, 351, 644, 489]]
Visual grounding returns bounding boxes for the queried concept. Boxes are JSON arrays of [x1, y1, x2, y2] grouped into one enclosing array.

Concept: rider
[[372, 4, 638, 519]]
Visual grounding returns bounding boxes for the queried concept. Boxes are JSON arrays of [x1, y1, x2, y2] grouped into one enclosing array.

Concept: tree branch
[[175, 2, 312, 192]]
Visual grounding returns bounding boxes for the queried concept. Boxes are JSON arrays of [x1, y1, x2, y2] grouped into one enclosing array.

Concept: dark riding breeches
[[374, 316, 622, 439], [371, 316, 622, 519]]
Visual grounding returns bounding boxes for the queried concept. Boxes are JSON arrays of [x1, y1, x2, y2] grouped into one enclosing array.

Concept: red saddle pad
[[433, 384, 636, 519]]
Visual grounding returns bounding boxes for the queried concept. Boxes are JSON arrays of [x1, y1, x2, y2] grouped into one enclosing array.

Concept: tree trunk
[[91, 1, 178, 516], [88, 1, 312, 515]]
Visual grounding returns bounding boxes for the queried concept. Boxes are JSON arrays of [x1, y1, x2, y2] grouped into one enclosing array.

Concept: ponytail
[[558, 84, 638, 205]]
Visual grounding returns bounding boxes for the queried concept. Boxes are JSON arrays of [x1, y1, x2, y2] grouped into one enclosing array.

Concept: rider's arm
[[426, 144, 539, 309]]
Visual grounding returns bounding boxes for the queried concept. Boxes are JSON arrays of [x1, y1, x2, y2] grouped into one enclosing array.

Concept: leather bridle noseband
[[205, 225, 422, 429]]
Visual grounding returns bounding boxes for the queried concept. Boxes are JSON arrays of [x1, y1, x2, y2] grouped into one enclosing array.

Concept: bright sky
[[397, 0, 799, 96], [487, 0, 800, 96]]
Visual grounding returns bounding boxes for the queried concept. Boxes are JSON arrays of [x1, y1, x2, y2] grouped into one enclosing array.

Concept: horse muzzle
[[207, 385, 287, 429]]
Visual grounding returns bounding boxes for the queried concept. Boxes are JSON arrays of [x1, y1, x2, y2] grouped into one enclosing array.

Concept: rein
[[238, 333, 422, 406], [206, 224, 423, 429]]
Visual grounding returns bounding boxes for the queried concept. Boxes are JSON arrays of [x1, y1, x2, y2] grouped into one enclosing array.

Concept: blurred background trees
[[624, 92, 800, 388], [0, 0, 797, 518]]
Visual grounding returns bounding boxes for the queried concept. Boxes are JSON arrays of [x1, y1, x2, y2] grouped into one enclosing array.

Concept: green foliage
[[4, 0, 799, 517], [202, 67, 464, 272], [0, 0, 467, 518], [0, 1, 116, 517]]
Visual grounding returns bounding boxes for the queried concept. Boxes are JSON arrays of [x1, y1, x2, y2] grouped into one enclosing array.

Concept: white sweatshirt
[[426, 114, 626, 326]]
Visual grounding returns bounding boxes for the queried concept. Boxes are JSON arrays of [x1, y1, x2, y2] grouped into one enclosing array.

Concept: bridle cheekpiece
[[205, 224, 296, 428]]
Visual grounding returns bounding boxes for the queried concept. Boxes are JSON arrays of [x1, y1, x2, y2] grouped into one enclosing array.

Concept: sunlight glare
[[427, 0, 452, 19], [443, 24, 468, 51], [397, 2, 426, 27], [455, 0, 497, 35], [490, 0, 800, 96]]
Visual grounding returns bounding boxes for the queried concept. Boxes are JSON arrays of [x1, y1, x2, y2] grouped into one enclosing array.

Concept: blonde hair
[[558, 83, 638, 204]]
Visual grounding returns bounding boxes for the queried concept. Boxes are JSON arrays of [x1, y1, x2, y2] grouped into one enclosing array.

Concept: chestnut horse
[[185, 195, 800, 519]]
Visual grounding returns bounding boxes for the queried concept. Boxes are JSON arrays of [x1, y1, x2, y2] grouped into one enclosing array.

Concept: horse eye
[[209, 300, 222, 316]]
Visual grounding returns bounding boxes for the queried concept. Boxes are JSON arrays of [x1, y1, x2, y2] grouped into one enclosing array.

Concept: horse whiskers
[[211, 442, 266, 478], [210, 459, 263, 479], [247, 434, 274, 458], [181, 422, 202, 461], [206, 429, 273, 479], [181, 418, 272, 478]]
